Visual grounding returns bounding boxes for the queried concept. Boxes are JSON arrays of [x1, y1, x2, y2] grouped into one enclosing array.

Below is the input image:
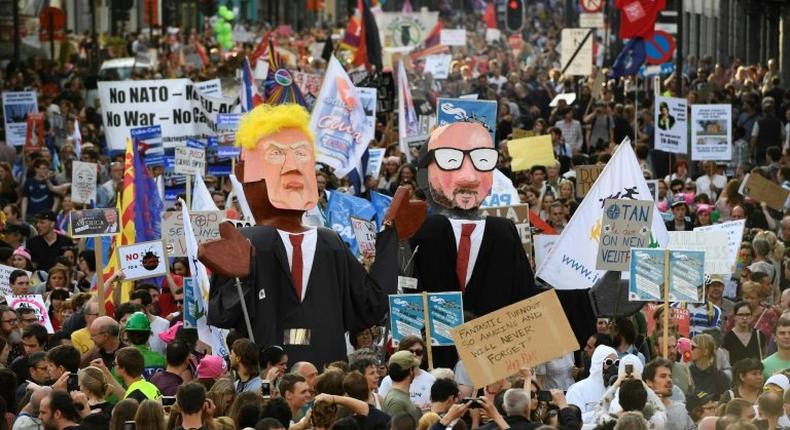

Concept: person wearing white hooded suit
[[566, 344, 618, 424], [593, 354, 668, 428]]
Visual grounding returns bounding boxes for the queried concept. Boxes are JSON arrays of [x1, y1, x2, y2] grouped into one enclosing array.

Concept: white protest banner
[[6, 295, 53, 333], [654, 96, 688, 154], [691, 104, 732, 161], [0, 265, 29, 296], [451, 290, 579, 388], [480, 169, 521, 208], [118, 240, 169, 281], [162, 211, 223, 256], [668, 230, 729, 274], [549, 93, 577, 107], [2, 91, 38, 146], [350, 216, 377, 257], [533, 234, 558, 271], [536, 140, 669, 290], [423, 54, 452, 79], [694, 220, 746, 274], [175, 146, 206, 176], [440, 29, 466, 46], [98, 79, 239, 150], [596, 199, 654, 271], [367, 148, 386, 179], [376, 10, 439, 48], [561, 28, 593, 76], [70, 161, 97, 204]]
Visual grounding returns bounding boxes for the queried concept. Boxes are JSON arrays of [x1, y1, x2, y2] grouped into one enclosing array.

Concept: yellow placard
[[508, 135, 556, 172], [450, 289, 579, 389], [511, 128, 535, 139]]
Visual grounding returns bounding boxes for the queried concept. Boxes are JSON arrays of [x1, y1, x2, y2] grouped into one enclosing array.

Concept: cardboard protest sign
[[70, 161, 97, 204], [389, 292, 464, 347], [69, 208, 120, 237], [175, 146, 206, 176], [508, 135, 556, 172], [596, 199, 654, 271], [575, 165, 604, 198], [162, 211, 222, 257], [654, 96, 688, 154], [451, 289, 578, 388], [0, 265, 29, 296], [440, 29, 466, 46], [511, 128, 535, 139], [118, 240, 168, 281], [691, 104, 732, 161], [2, 91, 38, 146], [479, 204, 532, 255], [644, 303, 690, 338], [350, 216, 377, 257], [694, 220, 746, 274], [668, 230, 729, 274], [436, 98, 497, 143], [629, 248, 705, 303], [739, 173, 790, 211], [6, 295, 53, 333]]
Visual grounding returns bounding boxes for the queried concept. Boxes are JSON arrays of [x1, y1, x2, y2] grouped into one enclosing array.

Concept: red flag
[[484, 1, 497, 29], [528, 211, 557, 235], [250, 31, 271, 63], [615, 0, 665, 39]]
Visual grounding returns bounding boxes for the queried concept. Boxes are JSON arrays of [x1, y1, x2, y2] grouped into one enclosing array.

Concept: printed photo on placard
[[70, 208, 120, 237]]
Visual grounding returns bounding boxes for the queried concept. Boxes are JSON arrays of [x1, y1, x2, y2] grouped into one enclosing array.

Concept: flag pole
[[186, 175, 192, 210], [95, 239, 105, 316], [662, 249, 670, 358], [422, 291, 434, 370]]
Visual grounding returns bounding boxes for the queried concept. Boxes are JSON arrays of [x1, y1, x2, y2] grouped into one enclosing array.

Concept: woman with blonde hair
[[418, 412, 440, 430], [78, 366, 113, 417], [109, 399, 140, 430], [689, 334, 728, 399], [208, 378, 235, 417], [738, 281, 778, 339], [614, 411, 648, 430], [134, 399, 166, 430]]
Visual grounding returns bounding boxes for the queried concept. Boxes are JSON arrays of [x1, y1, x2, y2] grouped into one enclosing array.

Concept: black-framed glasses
[[604, 358, 620, 368], [421, 148, 498, 172]]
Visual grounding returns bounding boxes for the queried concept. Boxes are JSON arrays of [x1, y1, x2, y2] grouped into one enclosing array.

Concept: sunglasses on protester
[[408, 348, 424, 357], [419, 148, 498, 172], [604, 358, 620, 368]]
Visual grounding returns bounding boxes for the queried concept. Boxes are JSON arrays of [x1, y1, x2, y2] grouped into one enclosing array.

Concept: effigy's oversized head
[[236, 104, 318, 211], [419, 122, 496, 211]]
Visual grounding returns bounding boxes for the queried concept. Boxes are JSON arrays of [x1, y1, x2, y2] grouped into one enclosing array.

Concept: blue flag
[[370, 191, 392, 227], [610, 38, 646, 79], [326, 191, 376, 256]]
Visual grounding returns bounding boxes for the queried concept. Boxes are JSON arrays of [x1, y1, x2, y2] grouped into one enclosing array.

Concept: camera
[[123, 421, 136, 430], [161, 396, 176, 406], [67, 373, 79, 392], [625, 364, 634, 376], [537, 391, 552, 402]]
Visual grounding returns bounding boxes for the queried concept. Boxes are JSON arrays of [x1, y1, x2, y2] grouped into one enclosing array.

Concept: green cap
[[125, 312, 151, 332], [388, 350, 420, 370]]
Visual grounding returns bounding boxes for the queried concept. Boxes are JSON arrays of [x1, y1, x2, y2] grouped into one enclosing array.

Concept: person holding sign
[[409, 122, 536, 368], [199, 104, 402, 368]]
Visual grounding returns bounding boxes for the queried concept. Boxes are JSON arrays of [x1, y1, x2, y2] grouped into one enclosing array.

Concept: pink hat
[[12, 247, 31, 261], [197, 355, 227, 379], [158, 321, 182, 343]]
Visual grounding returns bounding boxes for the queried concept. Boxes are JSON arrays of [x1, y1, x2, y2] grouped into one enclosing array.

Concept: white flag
[[398, 60, 419, 162], [192, 174, 219, 212], [536, 140, 669, 290], [72, 119, 82, 159], [229, 174, 255, 223], [311, 56, 371, 178], [180, 199, 229, 357]]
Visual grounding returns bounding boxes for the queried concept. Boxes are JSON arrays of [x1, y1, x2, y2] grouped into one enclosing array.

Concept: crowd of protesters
[[0, 0, 788, 430]]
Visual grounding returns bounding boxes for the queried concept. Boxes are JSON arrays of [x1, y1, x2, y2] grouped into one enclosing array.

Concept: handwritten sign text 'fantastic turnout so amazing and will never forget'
[[450, 289, 578, 388]]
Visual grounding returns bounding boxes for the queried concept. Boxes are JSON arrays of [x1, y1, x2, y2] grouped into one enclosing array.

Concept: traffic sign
[[639, 62, 675, 78], [580, 12, 604, 28], [39, 7, 65, 42], [645, 30, 676, 65], [580, 0, 604, 13]]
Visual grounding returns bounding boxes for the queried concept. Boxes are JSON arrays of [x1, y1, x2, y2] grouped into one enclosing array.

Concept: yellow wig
[[235, 103, 314, 149]]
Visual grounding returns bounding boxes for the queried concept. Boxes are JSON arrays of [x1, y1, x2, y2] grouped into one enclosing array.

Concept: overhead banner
[[654, 96, 688, 154], [436, 98, 498, 143], [376, 11, 439, 48], [98, 79, 239, 150], [2, 91, 38, 147], [691, 104, 732, 161]]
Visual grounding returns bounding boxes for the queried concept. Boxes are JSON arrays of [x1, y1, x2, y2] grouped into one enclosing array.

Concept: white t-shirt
[[378, 369, 436, 408]]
